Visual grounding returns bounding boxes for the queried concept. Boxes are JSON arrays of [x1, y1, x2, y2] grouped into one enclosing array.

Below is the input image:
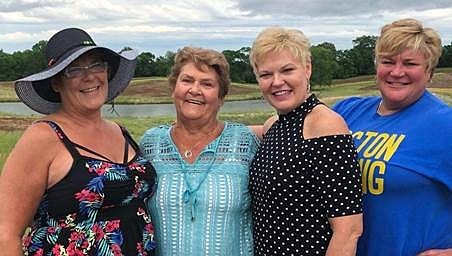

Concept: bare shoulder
[[303, 104, 350, 139], [247, 115, 277, 140], [263, 114, 278, 134], [10, 121, 61, 163], [104, 119, 129, 136], [248, 125, 263, 140], [20, 121, 60, 144]]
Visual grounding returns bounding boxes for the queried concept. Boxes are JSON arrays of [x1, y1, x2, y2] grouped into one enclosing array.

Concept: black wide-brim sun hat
[[15, 28, 138, 115]]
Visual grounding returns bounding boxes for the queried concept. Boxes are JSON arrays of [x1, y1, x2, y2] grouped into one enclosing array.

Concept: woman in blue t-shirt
[[333, 18, 452, 256]]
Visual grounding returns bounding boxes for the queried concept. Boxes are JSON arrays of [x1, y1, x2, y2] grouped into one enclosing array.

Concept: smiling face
[[377, 48, 430, 111], [172, 62, 223, 124], [256, 49, 312, 114], [52, 51, 109, 114]]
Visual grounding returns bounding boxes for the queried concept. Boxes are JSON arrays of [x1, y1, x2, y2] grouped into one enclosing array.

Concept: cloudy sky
[[1, 0, 452, 56]]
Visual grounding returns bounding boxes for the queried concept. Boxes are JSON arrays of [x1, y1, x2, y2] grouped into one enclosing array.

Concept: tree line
[[2, 36, 452, 86]]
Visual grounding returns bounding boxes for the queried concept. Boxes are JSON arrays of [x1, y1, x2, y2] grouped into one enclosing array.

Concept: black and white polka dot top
[[249, 94, 362, 256]]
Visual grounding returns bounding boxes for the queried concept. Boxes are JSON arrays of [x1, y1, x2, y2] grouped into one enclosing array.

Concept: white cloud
[[0, 0, 451, 55], [0, 30, 55, 43], [235, 0, 452, 16], [0, 11, 45, 22], [0, 0, 70, 12]]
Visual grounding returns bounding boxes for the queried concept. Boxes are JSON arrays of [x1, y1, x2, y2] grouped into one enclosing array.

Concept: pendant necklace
[[175, 122, 220, 160], [179, 130, 222, 221]]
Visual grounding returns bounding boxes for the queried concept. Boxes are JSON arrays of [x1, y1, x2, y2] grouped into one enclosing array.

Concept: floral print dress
[[23, 121, 156, 256]]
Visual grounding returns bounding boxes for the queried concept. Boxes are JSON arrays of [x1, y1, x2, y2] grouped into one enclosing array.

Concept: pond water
[[0, 100, 274, 117]]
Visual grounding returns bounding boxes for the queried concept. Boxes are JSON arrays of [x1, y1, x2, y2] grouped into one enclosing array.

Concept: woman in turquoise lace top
[[140, 47, 260, 256]]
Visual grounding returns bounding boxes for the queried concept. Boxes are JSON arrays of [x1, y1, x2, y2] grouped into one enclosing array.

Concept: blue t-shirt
[[333, 91, 452, 256], [140, 122, 259, 256]]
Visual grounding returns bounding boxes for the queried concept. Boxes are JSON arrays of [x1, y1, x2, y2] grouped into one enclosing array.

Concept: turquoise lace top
[[140, 122, 259, 256]]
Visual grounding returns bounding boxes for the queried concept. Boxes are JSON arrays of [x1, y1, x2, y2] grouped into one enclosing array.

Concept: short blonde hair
[[249, 27, 311, 74], [375, 18, 442, 74], [168, 47, 230, 99]]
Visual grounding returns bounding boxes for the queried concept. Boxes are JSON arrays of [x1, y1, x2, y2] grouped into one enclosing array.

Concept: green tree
[[350, 35, 377, 76], [223, 47, 255, 83], [119, 46, 133, 53], [439, 43, 452, 67], [334, 49, 358, 79], [317, 42, 336, 52], [0, 50, 14, 81], [310, 45, 338, 86], [0, 41, 46, 81], [154, 51, 175, 77], [135, 52, 156, 77], [29, 40, 47, 73]]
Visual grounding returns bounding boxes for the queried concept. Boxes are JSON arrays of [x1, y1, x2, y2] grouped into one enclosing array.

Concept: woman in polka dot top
[[248, 27, 363, 256]]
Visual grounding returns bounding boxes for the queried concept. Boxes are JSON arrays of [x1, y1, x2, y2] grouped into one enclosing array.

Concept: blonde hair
[[249, 27, 311, 74], [375, 18, 442, 74], [168, 47, 230, 99]]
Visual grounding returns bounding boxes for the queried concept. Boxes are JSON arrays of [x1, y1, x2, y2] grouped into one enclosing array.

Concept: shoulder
[[140, 124, 170, 147], [332, 96, 377, 113], [7, 120, 61, 164], [246, 115, 277, 140], [304, 105, 350, 139], [223, 122, 260, 147], [224, 121, 252, 134], [421, 93, 452, 134], [424, 91, 452, 115], [141, 124, 170, 138], [225, 121, 258, 138], [263, 115, 278, 134], [21, 120, 60, 144], [413, 92, 452, 124]]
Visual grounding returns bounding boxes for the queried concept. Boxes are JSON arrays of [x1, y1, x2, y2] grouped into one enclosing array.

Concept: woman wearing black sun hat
[[0, 28, 157, 255]]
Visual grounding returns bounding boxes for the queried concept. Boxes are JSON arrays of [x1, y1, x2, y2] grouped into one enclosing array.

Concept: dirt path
[[0, 117, 35, 131]]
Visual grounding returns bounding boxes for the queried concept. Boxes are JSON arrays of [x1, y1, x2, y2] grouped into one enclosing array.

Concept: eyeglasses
[[63, 61, 108, 79]]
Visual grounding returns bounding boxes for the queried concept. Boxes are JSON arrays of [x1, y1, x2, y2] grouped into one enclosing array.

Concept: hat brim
[[15, 46, 137, 115]]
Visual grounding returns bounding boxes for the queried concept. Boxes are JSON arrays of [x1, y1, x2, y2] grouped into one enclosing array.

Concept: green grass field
[[0, 131, 22, 169], [0, 111, 275, 170]]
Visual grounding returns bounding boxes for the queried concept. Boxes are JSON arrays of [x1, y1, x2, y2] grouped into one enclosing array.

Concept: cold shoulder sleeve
[[306, 134, 362, 218]]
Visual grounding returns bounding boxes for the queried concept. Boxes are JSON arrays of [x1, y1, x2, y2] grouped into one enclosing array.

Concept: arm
[[0, 124, 55, 255], [305, 105, 363, 255], [418, 249, 452, 256], [326, 214, 363, 256]]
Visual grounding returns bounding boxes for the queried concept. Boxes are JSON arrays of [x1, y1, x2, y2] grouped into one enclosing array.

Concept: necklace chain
[[377, 100, 383, 115], [174, 122, 220, 160]]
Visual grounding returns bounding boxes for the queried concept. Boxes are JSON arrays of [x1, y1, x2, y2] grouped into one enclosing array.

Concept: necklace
[[377, 100, 398, 116], [174, 122, 220, 160], [179, 132, 222, 221], [377, 100, 383, 115]]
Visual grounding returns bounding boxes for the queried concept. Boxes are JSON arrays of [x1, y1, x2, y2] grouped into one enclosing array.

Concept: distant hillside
[[1, 68, 452, 104]]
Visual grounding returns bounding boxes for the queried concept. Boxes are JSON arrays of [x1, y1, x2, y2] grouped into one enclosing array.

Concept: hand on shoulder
[[303, 105, 351, 139]]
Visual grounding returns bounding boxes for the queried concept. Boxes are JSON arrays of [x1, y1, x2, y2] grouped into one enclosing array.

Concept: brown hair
[[249, 27, 311, 74], [168, 47, 230, 99], [375, 18, 442, 75]]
